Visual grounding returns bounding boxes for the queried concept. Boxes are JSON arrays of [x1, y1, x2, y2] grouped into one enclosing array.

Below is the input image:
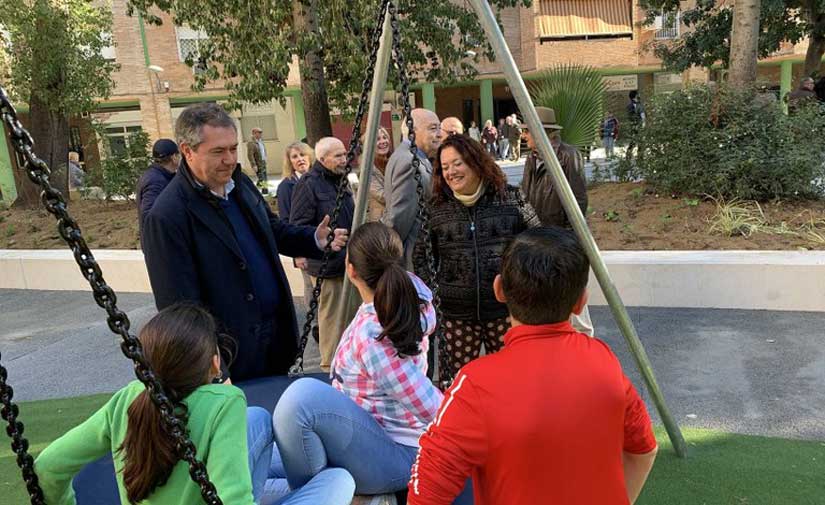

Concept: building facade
[[0, 0, 819, 203]]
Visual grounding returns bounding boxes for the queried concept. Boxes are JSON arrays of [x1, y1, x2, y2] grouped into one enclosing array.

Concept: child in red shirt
[[409, 227, 658, 505]]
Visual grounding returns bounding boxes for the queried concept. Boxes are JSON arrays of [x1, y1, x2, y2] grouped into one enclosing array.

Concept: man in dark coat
[[289, 136, 358, 371], [137, 138, 179, 238], [142, 103, 348, 382], [520, 107, 588, 229]]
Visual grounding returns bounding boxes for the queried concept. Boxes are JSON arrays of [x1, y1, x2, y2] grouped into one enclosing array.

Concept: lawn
[[2, 394, 824, 504]]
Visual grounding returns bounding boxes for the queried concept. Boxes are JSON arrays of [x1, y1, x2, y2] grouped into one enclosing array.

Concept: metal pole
[[340, 4, 394, 320], [467, 0, 688, 458]]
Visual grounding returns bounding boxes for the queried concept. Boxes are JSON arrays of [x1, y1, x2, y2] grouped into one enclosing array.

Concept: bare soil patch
[[1, 183, 824, 250]]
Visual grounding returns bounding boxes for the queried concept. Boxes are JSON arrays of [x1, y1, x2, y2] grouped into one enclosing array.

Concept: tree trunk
[[803, 18, 825, 77], [727, 0, 761, 87], [13, 96, 70, 209], [296, 0, 333, 146]]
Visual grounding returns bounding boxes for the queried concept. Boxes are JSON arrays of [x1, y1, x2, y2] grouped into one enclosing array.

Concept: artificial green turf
[[2, 395, 824, 504]]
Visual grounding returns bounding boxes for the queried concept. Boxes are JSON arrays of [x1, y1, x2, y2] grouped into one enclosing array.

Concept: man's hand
[[315, 215, 349, 252], [295, 257, 309, 270]]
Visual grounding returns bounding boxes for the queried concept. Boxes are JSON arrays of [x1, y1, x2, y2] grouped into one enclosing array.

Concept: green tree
[[0, 0, 118, 208], [125, 0, 530, 145], [641, 0, 823, 78]]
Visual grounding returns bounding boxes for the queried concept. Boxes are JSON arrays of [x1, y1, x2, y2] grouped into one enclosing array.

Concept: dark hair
[[629, 90, 638, 100], [432, 134, 506, 203], [347, 222, 424, 357], [501, 227, 590, 325], [118, 304, 219, 503]]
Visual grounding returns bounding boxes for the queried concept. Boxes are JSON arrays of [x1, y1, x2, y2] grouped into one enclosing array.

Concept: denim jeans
[[603, 136, 615, 158], [273, 378, 473, 503], [246, 406, 355, 505], [499, 138, 510, 160]]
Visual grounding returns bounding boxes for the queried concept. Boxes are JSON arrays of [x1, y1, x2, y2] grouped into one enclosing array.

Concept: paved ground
[[1, 289, 823, 441]]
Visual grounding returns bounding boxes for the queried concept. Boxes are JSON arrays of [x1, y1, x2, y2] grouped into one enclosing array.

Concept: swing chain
[[388, 4, 452, 389], [0, 353, 46, 505], [290, 0, 392, 377], [0, 89, 224, 505]]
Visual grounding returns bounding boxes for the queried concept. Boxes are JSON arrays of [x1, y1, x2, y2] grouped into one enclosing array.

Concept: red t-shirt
[[408, 321, 657, 505]]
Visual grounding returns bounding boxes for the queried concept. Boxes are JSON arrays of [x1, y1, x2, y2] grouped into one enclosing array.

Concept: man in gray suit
[[382, 108, 442, 268]]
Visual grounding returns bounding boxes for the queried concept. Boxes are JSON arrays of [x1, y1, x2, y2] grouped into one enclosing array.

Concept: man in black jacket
[[289, 136, 359, 371], [136, 139, 179, 238], [142, 103, 348, 382]]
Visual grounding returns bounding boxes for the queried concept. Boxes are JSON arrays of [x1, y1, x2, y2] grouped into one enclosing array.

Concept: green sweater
[[34, 381, 255, 505]]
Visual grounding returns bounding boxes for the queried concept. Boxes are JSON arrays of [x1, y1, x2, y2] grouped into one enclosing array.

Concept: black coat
[[289, 161, 355, 278], [136, 163, 175, 237], [414, 185, 540, 321], [276, 175, 299, 222], [141, 161, 321, 381]]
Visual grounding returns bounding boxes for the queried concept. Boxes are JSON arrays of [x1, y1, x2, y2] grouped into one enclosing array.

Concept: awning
[[538, 0, 633, 39]]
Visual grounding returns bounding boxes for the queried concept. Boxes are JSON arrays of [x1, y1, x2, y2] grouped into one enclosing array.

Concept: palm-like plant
[[529, 65, 606, 152]]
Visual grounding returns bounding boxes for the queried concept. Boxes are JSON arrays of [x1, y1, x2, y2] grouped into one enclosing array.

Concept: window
[[103, 125, 142, 158], [654, 10, 680, 39], [538, 0, 633, 41], [100, 32, 116, 61], [175, 26, 208, 63]]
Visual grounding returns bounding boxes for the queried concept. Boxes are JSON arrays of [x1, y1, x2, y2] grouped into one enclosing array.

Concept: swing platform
[[71, 373, 330, 504]]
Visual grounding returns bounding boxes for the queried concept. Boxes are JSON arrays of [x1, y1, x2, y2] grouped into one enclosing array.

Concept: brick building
[[0, 0, 819, 203]]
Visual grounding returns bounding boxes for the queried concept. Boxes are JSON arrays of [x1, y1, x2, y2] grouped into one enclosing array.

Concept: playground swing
[[0, 1, 687, 504]]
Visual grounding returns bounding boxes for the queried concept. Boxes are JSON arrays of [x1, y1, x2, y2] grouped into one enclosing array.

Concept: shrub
[[96, 130, 152, 201], [627, 84, 825, 201]]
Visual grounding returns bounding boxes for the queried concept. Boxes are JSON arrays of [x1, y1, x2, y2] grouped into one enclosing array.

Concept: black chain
[[388, 4, 452, 389], [0, 88, 223, 505], [0, 354, 45, 504], [290, 0, 392, 376]]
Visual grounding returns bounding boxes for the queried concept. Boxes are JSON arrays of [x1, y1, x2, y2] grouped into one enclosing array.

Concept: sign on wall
[[602, 74, 639, 92], [654, 72, 683, 93]]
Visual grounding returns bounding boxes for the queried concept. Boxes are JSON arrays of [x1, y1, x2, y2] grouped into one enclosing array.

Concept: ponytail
[[117, 304, 218, 503], [374, 263, 424, 357], [121, 391, 187, 503], [348, 222, 427, 357]]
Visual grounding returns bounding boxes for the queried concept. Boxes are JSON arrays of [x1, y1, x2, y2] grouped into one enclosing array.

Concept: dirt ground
[[2, 182, 824, 250]]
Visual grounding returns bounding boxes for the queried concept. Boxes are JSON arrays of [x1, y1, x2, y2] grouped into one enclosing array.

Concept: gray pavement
[[1, 289, 823, 441]]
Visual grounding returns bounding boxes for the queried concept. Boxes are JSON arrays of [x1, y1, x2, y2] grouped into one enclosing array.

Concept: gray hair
[[315, 136, 343, 161], [801, 76, 814, 85], [175, 103, 237, 149]]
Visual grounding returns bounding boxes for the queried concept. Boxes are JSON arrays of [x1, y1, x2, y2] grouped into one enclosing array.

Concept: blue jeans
[[273, 378, 472, 503], [499, 138, 510, 160], [603, 136, 615, 158], [247, 406, 355, 505]]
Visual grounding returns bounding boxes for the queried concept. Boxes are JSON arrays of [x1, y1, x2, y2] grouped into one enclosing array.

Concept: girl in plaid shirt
[[274, 223, 471, 503]]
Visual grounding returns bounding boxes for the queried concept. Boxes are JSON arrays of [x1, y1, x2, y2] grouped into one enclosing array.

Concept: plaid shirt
[[332, 272, 444, 447]]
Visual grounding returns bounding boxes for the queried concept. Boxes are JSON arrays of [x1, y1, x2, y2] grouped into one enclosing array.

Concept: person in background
[[290, 137, 359, 371], [360, 126, 394, 222], [408, 227, 658, 505], [278, 141, 316, 340], [507, 114, 522, 161], [520, 106, 594, 336], [68, 151, 86, 201], [468, 121, 481, 142], [247, 127, 269, 194], [625, 91, 645, 161], [34, 303, 356, 505], [496, 117, 508, 160], [382, 108, 441, 269], [440, 117, 464, 141], [277, 141, 313, 222], [137, 139, 180, 236], [600, 112, 620, 159], [480, 120, 497, 158], [274, 223, 471, 504], [414, 134, 540, 382], [787, 77, 818, 113]]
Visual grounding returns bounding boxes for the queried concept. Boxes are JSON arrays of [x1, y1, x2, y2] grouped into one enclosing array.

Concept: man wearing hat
[[247, 127, 269, 194], [520, 106, 593, 336], [520, 107, 587, 229], [137, 138, 180, 236]]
